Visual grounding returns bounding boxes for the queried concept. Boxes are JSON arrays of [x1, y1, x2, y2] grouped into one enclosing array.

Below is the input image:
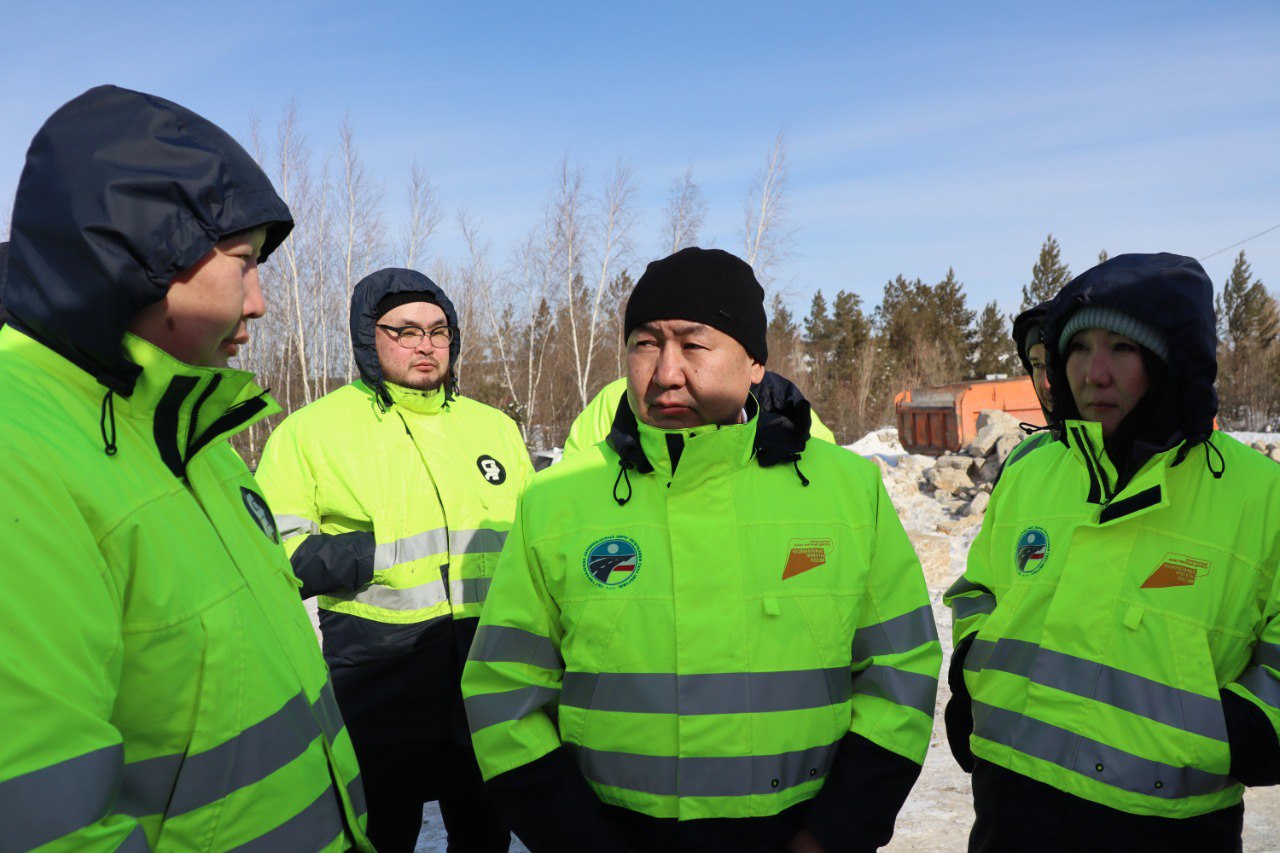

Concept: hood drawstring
[[99, 388, 118, 456], [613, 460, 634, 507], [1204, 438, 1225, 479], [792, 458, 810, 487], [1019, 421, 1052, 436]]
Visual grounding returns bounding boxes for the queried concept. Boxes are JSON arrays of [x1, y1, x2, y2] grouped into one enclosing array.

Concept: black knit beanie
[[624, 247, 768, 363], [376, 290, 438, 320]]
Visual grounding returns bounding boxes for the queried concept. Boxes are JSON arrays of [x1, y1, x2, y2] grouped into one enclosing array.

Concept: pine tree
[[1020, 234, 1071, 310], [971, 301, 1014, 377], [830, 290, 870, 379], [803, 290, 836, 398], [767, 293, 802, 380], [1215, 251, 1280, 429], [1218, 251, 1278, 347]]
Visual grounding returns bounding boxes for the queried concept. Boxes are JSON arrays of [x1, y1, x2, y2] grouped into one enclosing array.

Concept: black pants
[[359, 741, 511, 853], [971, 760, 1243, 853]]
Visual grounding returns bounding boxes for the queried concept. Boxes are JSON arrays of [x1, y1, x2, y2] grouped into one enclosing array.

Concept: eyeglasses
[[376, 323, 454, 349]]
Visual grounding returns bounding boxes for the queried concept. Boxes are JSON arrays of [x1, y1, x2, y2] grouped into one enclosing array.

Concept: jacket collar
[[116, 333, 280, 477], [383, 380, 447, 416], [1062, 418, 1175, 523]]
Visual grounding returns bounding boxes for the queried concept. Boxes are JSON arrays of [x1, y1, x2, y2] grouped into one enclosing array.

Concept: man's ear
[[749, 360, 766, 384]]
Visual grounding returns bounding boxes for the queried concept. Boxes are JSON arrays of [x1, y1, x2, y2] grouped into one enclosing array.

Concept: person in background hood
[[0, 86, 370, 850], [255, 268, 531, 852], [1013, 300, 1053, 418], [463, 247, 940, 853], [947, 253, 1280, 850]]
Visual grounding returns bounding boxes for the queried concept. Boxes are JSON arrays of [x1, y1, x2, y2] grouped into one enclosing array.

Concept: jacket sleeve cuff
[[484, 747, 630, 853], [288, 530, 376, 598], [802, 732, 923, 852], [1223, 688, 1280, 786]]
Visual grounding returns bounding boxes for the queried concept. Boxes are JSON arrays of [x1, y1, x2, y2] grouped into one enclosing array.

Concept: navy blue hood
[[1012, 299, 1050, 378], [0, 242, 8, 329], [2, 85, 293, 395], [1043, 252, 1217, 457], [349, 268, 460, 408]]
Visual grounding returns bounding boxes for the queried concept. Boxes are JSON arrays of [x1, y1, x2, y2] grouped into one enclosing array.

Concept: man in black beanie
[[464, 247, 938, 853]]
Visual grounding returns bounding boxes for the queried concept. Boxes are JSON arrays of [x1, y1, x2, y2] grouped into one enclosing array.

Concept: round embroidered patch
[[583, 536, 642, 589]]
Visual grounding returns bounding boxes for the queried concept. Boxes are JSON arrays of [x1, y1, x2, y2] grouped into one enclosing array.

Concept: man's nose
[[243, 266, 266, 320], [654, 345, 685, 387]]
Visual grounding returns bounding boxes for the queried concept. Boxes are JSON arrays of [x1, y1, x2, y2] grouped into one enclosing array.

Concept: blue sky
[[3, 1, 1278, 318]]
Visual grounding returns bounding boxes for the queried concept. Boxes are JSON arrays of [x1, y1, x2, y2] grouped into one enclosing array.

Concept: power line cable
[[1201, 223, 1280, 261]]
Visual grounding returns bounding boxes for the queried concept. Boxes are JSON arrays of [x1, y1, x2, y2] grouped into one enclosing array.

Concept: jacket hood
[[1043, 252, 1217, 457], [3, 85, 292, 395], [0, 242, 8, 328], [349, 267, 460, 408], [1012, 300, 1050, 377]]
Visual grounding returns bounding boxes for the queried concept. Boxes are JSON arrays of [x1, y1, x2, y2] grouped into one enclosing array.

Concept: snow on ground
[[404, 427, 1280, 850]]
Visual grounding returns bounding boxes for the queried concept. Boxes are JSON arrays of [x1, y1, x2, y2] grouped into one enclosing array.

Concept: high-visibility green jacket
[[464, 401, 939, 844], [947, 421, 1280, 818], [563, 374, 837, 456], [0, 328, 371, 851], [256, 378, 532, 745]]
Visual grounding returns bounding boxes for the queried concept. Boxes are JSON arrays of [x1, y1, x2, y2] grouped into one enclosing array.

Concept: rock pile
[[918, 409, 1030, 519], [1246, 440, 1280, 463]]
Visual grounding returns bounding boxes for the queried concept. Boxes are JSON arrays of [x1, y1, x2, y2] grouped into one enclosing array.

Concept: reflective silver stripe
[[569, 740, 839, 797], [470, 625, 564, 671], [561, 668, 851, 715], [1255, 641, 1280, 672], [118, 752, 184, 817], [347, 774, 368, 818], [374, 527, 450, 570], [967, 638, 1227, 742], [851, 605, 939, 660], [274, 514, 319, 540], [329, 577, 450, 611], [0, 743, 123, 850], [465, 685, 561, 733], [450, 528, 508, 554], [168, 691, 323, 817], [1241, 666, 1280, 710], [850, 664, 937, 715], [119, 685, 347, 820], [229, 785, 346, 852], [973, 700, 1232, 799], [460, 577, 491, 605], [313, 681, 346, 743]]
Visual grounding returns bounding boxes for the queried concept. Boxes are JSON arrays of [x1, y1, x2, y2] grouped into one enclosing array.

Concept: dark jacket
[[4, 85, 291, 396]]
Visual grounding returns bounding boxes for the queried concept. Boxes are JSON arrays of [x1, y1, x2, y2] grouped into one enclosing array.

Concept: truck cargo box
[[894, 376, 1045, 456]]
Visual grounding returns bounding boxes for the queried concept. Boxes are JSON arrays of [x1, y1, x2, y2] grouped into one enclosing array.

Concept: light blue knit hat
[[1058, 306, 1170, 362]]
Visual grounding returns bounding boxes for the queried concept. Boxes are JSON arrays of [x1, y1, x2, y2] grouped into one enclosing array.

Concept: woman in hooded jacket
[[945, 253, 1280, 850]]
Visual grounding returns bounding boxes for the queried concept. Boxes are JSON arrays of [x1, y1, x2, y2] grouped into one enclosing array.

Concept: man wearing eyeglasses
[[257, 267, 532, 852]]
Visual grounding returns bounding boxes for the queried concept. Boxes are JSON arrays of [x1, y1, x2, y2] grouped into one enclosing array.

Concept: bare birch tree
[[465, 213, 554, 442], [578, 160, 636, 404], [740, 131, 794, 292], [338, 118, 386, 382], [400, 159, 442, 271], [661, 164, 707, 254]]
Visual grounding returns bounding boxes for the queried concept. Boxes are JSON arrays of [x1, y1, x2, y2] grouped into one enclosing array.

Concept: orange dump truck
[[894, 376, 1045, 456]]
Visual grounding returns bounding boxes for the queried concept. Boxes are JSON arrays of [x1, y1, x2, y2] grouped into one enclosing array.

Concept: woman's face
[[1065, 328, 1150, 438]]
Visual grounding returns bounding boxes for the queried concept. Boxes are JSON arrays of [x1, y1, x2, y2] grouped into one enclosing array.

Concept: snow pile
[[846, 412, 1029, 594]]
